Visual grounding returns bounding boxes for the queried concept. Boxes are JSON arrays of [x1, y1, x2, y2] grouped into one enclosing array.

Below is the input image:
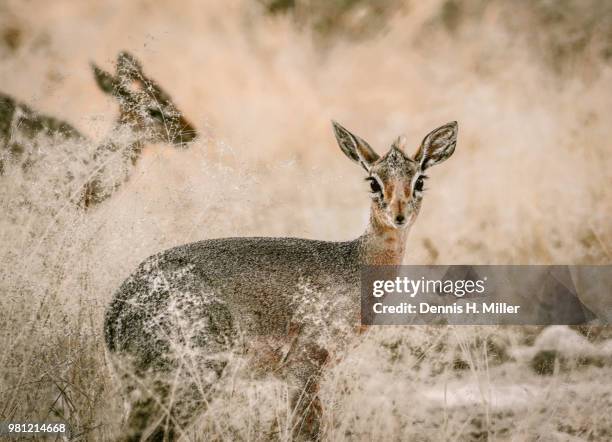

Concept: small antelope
[[83, 52, 197, 208], [0, 51, 197, 208], [105, 121, 458, 440]]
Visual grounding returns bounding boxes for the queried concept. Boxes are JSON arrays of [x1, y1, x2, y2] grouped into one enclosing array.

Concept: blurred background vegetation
[[256, 0, 612, 76]]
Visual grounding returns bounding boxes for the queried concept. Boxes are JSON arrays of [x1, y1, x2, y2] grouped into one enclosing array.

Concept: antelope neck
[[358, 208, 409, 266], [97, 125, 144, 164]]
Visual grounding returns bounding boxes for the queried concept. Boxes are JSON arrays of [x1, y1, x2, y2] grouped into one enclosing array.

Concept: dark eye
[[147, 108, 164, 120], [367, 177, 382, 194], [414, 176, 425, 192]]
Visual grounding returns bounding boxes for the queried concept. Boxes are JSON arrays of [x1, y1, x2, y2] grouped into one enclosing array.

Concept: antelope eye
[[414, 176, 424, 192], [367, 177, 382, 194], [147, 108, 164, 120]]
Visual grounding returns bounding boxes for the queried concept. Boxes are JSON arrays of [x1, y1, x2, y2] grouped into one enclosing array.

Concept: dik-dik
[[105, 121, 458, 440], [0, 51, 196, 208]]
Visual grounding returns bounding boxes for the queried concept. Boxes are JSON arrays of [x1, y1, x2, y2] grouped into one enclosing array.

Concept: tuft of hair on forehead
[[382, 144, 413, 166], [370, 144, 418, 180], [392, 134, 408, 151]]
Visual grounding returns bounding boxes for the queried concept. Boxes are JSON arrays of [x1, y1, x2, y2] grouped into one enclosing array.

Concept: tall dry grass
[[1, 0, 611, 440]]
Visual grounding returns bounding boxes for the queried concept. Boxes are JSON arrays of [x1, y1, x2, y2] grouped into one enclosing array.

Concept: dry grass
[[1, 0, 611, 440]]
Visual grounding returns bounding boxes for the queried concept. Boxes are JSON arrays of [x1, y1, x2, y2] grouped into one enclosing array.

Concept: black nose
[[395, 215, 405, 225]]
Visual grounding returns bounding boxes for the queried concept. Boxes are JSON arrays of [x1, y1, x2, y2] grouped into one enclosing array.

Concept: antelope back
[[0, 92, 84, 174]]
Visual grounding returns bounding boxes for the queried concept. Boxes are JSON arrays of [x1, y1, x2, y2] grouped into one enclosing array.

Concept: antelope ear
[[91, 63, 116, 94], [332, 120, 379, 172], [414, 121, 458, 170]]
